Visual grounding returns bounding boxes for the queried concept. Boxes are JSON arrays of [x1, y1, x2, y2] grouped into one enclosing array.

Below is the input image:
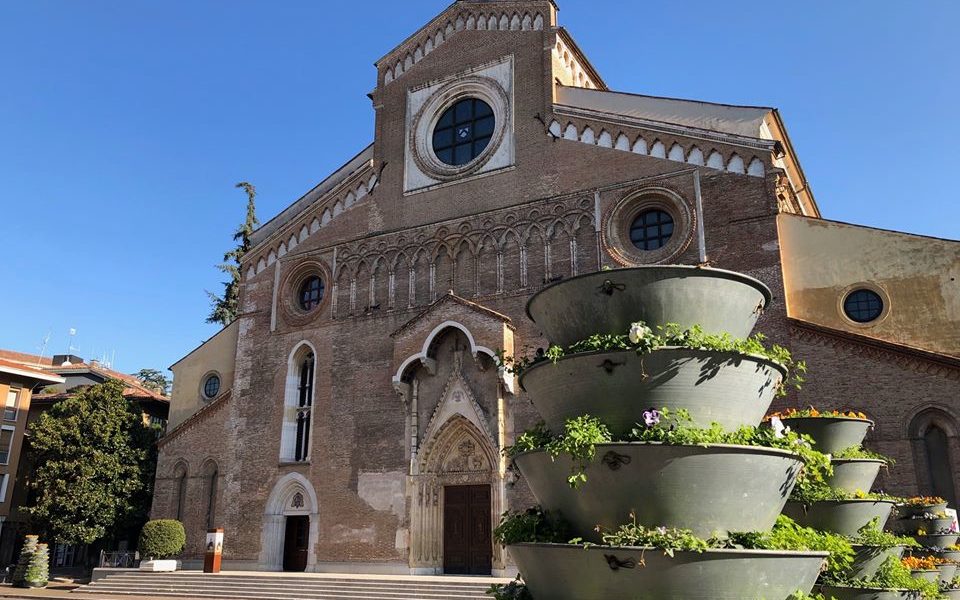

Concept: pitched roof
[[0, 359, 65, 384], [0, 348, 168, 402], [555, 86, 773, 139], [392, 291, 515, 338]]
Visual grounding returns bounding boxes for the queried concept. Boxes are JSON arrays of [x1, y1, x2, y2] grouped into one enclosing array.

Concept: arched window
[[203, 461, 219, 529], [925, 425, 955, 505], [910, 410, 958, 507], [281, 343, 316, 463], [295, 353, 314, 462], [173, 463, 188, 522]]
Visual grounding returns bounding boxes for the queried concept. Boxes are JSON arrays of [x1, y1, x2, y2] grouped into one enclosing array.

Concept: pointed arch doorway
[[411, 415, 500, 575], [259, 473, 319, 572]]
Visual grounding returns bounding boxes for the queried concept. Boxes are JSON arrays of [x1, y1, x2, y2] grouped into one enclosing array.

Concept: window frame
[[0, 425, 15, 466], [0, 473, 8, 503], [629, 209, 675, 251], [4, 386, 20, 422], [431, 98, 495, 167]]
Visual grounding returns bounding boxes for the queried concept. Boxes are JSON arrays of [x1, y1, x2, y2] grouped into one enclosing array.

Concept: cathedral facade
[[152, 0, 960, 575]]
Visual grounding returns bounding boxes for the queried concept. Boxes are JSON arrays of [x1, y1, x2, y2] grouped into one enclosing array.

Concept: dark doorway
[[443, 485, 492, 575], [283, 516, 309, 572]]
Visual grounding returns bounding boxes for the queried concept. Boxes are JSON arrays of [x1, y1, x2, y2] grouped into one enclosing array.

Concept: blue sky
[[1, 1, 957, 375]]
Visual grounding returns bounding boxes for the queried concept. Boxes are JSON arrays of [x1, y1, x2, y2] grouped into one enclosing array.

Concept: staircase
[[77, 570, 505, 600]]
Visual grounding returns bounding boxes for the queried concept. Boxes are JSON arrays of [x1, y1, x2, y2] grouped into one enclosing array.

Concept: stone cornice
[[158, 390, 231, 450], [552, 104, 776, 152], [789, 318, 960, 382]]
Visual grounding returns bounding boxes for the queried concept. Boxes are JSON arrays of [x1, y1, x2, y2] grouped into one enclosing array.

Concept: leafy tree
[[135, 368, 170, 395], [207, 181, 259, 326], [24, 380, 157, 546]]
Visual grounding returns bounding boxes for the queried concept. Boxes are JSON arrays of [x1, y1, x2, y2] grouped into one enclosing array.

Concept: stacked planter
[[509, 266, 827, 600], [894, 500, 960, 596], [775, 416, 905, 599]]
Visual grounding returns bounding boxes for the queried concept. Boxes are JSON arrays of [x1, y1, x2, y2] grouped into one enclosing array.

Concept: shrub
[[138, 519, 186, 559]]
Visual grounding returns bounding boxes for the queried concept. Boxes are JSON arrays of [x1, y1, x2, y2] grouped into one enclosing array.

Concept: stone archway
[[409, 414, 503, 574], [259, 472, 319, 571]]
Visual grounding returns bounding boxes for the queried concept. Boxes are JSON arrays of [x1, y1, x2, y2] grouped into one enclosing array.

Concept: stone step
[[78, 571, 500, 600]]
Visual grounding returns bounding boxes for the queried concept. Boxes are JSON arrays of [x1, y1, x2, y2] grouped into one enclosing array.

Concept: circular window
[[630, 210, 675, 251], [843, 289, 884, 323], [202, 374, 221, 399], [432, 98, 495, 166], [299, 276, 325, 311]]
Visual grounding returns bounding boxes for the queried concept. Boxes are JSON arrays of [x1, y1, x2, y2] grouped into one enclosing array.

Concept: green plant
[[493, 507, 570, 546], [11, 535, 39, 588], [24, 543, 49, 588], [505, 409, 832, 489], [728, 515, 854, 578], [851, 517, 920, 549], [790, 478, 899, 507], [487, 576, 532, 600], [833, 445, 895, 465], [138, 519, 186, 560], [504, 416, 611, 488], [599, 514, 709, 557], [836, 555, 941, 599], [497, 322, 806, 396]]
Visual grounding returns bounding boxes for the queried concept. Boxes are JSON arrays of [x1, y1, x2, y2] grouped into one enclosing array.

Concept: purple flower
[[643, 409, 661, 427]]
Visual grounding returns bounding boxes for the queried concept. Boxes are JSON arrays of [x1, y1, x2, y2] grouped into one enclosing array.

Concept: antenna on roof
[[67, 328, 78, 354], [36, 331, 51, 366]]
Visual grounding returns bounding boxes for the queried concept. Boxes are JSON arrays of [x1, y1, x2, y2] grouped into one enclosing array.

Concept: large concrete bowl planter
[[514, 443, 802, 539], [914, 533, 960, 548], [526, 265, 771, 346], [896, 502, 949, 519], [889, 516, 956, 536], [939, 563, 958, 583], [779, 416, 873, 454], [934, 549, 960, 563], [909, 569, 939, 583], [818, 585, 921, 600], [943, 589, 960, 599], [848, 545, 906, 581], [827, 459, 884, 493], [782, 500, 894, 536], [510, 543, 825, 600], [520, 348, 785, 434]]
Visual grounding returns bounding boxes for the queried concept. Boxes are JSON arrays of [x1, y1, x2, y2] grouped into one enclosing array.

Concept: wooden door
[[443, 485, 492, 575], [283, 516, 309, 572]]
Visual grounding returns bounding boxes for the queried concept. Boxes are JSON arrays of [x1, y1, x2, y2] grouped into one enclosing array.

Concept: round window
[[630, 209, 675, 251], [843, 289, 884, 323], [432, 98, 495, 166], [299, 276, 325, 311], [203, 374, 221, 399]]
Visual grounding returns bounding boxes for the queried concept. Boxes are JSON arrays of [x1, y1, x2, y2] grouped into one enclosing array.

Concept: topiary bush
[[11, 535, 39, 588], [138, 520, 186, 560], [24, 543, 49, 588]]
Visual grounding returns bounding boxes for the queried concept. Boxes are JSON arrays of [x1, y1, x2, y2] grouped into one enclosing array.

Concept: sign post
[[203, 529, 224, 574]]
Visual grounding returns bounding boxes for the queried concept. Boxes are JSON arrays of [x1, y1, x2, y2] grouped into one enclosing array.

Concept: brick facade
[[152, 0, 959, 575]]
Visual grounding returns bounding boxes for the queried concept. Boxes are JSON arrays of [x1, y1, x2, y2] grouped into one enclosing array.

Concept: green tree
[[24, 380, 157, 546], [134, 368, 170, 395], [207, 181, 259, 325]]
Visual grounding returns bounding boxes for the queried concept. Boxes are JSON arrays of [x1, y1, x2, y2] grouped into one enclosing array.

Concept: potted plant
[[846, 517, 919, 580], [24, 543, 49, 589], [768, 408, 874, 454], [138, 519, 186, 572], [11, 535, 39, 588]]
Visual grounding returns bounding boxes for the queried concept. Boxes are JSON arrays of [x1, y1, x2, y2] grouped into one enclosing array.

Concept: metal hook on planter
[[753, 300, 765, 316], [598, 280, 626, 296], [604, 554, 638, 571], [598, 359, 625, 374], [601, 451, 632, 471]]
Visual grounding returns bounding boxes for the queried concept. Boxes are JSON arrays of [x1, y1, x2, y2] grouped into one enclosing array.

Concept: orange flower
[[902, 556, 938, 570]]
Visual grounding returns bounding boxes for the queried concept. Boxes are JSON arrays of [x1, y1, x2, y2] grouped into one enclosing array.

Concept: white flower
[[629, 322, 652, 344], [770, 416, 790, 439]]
